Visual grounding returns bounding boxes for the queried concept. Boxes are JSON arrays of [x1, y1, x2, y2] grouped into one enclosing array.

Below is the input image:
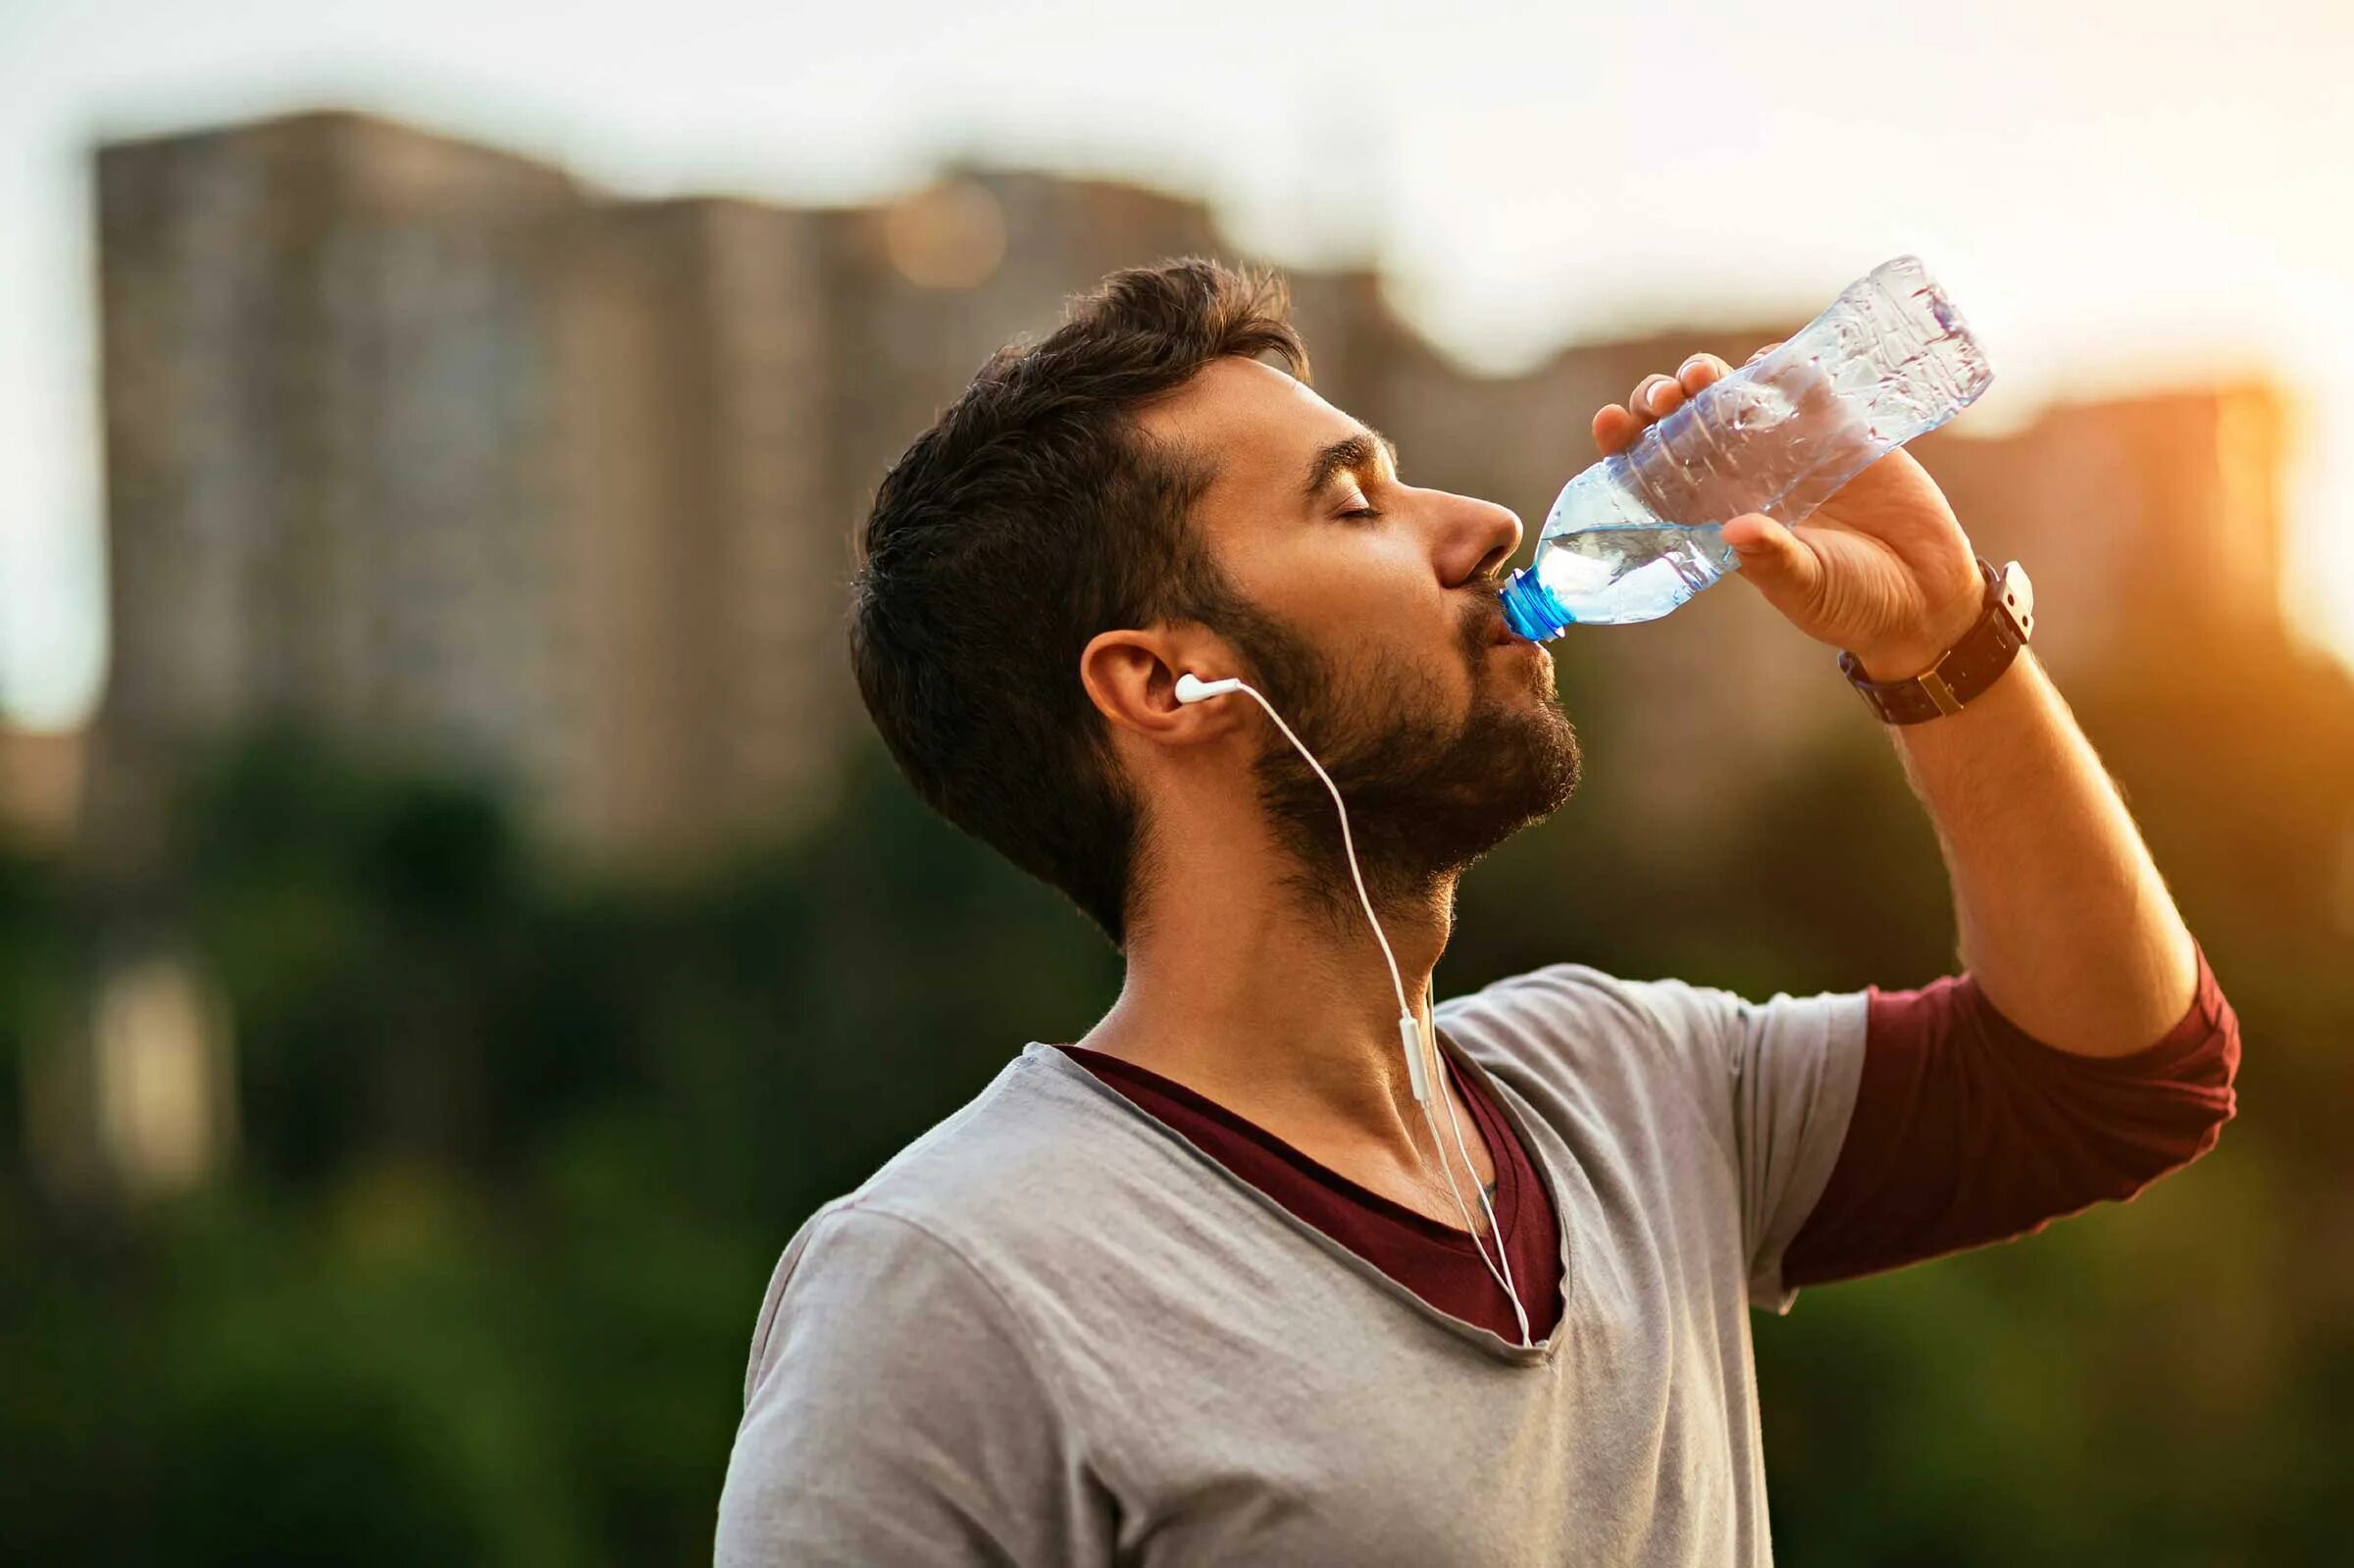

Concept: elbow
[[2108, 1085, 2234, 1203], [2103, 983, 2242, 1200], [2000, 964, 2242, 1219]]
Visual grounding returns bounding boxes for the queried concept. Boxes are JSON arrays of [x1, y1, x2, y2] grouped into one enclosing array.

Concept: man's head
[[850, 259, 1579, 950]]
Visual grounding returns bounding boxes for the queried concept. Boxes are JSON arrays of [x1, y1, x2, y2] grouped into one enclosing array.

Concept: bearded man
[[714, 260, 2238, 1566]]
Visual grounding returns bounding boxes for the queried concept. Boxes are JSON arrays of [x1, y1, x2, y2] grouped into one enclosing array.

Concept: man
[[714, 261, 2238, 1565]]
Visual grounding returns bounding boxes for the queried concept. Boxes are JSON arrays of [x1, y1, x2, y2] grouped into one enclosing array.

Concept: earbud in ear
[[1174, 673, 1244, 704]]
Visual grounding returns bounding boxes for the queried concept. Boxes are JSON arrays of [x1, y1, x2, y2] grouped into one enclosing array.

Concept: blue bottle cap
[[1499, 568, 1571, 641]]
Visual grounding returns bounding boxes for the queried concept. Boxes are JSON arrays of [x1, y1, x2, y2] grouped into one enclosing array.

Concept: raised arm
[[1599, 354, 2193, 1055]]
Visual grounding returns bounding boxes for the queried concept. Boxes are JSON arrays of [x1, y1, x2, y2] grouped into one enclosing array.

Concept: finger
[[1718, 512, 1823, 617], [1677, 353, 1733, 392], [1592, 403, 1640, 455], [1628, 373, 1680, 422], [1744, 340, 1783, 366]]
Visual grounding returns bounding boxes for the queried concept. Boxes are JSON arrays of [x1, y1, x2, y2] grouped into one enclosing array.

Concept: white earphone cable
[[1207, 677, 1532, 1347], [1410, 1044, 1530, 1346], [1426, 978, 1531, 1346], [1221, 683, 1414, 1026]]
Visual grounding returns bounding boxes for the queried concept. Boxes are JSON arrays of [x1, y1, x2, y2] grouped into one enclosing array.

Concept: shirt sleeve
[[715, 1203, 1101, 1567], [1780, 941, 2240, 1291], [1610, 975, 1872, 1315]]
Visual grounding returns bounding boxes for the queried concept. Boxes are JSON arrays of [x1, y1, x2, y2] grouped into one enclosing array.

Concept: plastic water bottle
[[1498, 255, 1994, 640]]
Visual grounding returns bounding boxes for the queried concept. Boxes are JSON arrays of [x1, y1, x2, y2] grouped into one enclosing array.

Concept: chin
[[1458, 698, 1582, 843]]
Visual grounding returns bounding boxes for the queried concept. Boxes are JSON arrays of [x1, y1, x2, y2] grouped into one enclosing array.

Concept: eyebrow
[[1301, 427, 1402, 503]]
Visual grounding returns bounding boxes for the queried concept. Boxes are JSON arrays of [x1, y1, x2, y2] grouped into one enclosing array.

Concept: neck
[[1075, 797, 1458, 1161]]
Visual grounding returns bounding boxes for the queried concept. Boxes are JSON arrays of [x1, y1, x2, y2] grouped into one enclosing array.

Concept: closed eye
[[1334, 482, 1384, 523]]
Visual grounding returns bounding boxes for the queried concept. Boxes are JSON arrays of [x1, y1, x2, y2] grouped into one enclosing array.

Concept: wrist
[[1840, 559, 2037, 726], [1848, 593, 1987, 683]]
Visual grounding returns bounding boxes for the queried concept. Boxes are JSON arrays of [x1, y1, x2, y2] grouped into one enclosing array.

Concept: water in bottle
[[1498, 255, 1994, 640]]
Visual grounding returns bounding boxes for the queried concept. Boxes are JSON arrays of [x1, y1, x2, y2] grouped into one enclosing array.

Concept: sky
[[2, 0, 2349, 729]]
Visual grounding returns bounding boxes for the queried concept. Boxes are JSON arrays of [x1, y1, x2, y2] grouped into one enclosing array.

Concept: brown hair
[[848, 258, 1307, 948]]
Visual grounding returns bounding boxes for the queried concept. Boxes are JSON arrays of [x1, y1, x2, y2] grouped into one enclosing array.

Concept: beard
[[1218, 584, 1581, 924]]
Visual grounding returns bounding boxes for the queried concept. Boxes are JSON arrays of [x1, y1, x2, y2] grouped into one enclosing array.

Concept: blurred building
[[546, 196, 842, 859], [1927, 385, 2288, 666], [86, 108, 2297, 876], [0, 723, 86, 850], [91, 113, 584, 868]]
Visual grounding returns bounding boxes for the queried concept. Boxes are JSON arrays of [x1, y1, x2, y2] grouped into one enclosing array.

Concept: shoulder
[[1438, 961, 1741, 1066], [1446, 959, 1863, 1047], [838, 1044, 1151, 1238], [741, 1047, 1171, 1391], [774, 1046, 1136, 1273], [721, 1077, 1110, 1562], [1438, 960, 1868, 1116]]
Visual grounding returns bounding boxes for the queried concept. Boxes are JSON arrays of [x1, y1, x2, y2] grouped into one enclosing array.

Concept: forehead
[[1133, 356, 1358, 510]]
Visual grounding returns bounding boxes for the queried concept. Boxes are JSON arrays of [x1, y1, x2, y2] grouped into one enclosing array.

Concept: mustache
[[1457, 580, 1510, 656]]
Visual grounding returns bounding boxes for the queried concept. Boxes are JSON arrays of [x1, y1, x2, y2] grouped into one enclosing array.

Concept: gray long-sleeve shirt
[[715, 963, 1867, 1565]]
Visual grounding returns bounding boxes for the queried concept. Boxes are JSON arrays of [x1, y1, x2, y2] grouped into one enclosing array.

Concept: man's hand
[[1596, 350, 1985, 681]]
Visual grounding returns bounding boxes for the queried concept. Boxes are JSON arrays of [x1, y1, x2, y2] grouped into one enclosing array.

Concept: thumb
[[1719, 513, 1821, 616]]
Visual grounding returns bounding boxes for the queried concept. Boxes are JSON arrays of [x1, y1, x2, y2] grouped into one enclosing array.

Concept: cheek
[[1366, 610, 1487, 721], [1271, 534, 1450, 644], [1227, 532, 1473, 707]]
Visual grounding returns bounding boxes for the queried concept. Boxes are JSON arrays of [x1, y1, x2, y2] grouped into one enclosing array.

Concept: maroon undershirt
[[1058, 945, 2239, 1341], [1064, 1039, 1566, 1340]]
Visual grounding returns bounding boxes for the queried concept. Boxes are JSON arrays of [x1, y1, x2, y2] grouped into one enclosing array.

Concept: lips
[[1464, 590, 1524, 654]]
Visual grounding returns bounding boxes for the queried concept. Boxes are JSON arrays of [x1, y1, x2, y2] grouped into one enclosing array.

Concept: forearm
[[1888, 650, 2197, 1058]]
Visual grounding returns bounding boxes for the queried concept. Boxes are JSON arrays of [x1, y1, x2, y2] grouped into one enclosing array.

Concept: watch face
[[1999, 560, 2034, 640]]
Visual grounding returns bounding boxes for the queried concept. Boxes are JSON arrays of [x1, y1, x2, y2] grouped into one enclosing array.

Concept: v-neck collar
[[1025, 1031, 1576, 1368]]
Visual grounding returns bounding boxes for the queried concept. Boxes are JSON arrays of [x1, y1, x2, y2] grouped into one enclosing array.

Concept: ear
[[1080, 629, 1239, 739]]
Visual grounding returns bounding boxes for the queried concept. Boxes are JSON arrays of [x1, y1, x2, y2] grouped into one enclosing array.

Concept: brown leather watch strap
[[1838, 558, 2034, 725]]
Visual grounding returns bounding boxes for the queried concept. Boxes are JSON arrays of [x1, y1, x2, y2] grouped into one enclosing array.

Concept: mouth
[[1466, 589, 1536, 658]]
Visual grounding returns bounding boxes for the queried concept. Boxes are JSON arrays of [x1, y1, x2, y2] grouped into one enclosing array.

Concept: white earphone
[[1173, 673, 1241, 704], [1173, 669, 1531, 1345]]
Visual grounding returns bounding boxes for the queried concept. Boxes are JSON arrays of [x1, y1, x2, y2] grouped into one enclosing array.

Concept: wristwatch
[[1839, 557, 2034, 725]]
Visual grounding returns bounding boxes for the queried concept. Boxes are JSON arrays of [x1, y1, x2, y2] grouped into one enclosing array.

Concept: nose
[[1434, 491, 1524, 589]]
